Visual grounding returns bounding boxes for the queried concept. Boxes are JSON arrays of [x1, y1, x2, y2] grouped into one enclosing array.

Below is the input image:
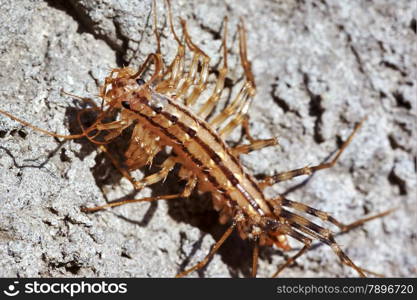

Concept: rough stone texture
[[0, 0, 415, 277]]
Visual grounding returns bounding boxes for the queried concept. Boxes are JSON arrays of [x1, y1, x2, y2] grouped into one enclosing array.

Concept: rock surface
[[0, 0, 415, 277]]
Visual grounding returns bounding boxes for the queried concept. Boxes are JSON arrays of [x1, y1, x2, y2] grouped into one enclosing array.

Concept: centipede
[[0, 0, 395, 277]]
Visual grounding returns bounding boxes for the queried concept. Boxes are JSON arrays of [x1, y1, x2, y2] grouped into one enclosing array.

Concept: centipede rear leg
[[273, 196, 395, 277], [280, 196, 395, 233], [276, 209, 367, 277]]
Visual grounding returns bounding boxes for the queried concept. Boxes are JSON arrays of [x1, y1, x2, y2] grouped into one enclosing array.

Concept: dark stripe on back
[[153, 93, 263, 189], [130, 107, 232, 205], [129, 92, 266, 216], [159, 109, 264, 215]]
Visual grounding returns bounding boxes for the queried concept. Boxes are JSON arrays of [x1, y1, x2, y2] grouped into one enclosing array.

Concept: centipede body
[[0, 0, 412, 278]]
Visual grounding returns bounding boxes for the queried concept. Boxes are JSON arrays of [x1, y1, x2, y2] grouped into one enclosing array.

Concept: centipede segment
[[0, 0, 394, 277]]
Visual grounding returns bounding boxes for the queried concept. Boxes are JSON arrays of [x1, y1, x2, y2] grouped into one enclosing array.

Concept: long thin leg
[[132, 156, 177, 190], [155, 0, 185, 93], [273, 197, 394, 276], [280, 208, 371, 277], [218, 91, 257, 139], [209, 19, 256, 131], [218, 111, 246, 137], [238, 19, 256, 91], [176, 19, 210, 106], [0, 87, 130, 142], [152, 0, 161, 54], [280, 197, 396, 233], [197, 17, 229, 119], [272, 229, 312, 278], [176, 221, 236, 278], [209, 82, 251, 129], [227, 114, 278, 155], [98, 144, 136, 186], [259, 118, 366, 188], [82, 175, 197, 213], [232, 138, 277, 156], [222, 115, 277, 156], [252, 238, 259, 278], [61, 90, 100, 109], [0, 108, 87, 139], [157, 0, 210, 104], [241, 115, 257, 143], [271, 225, 384, 277]]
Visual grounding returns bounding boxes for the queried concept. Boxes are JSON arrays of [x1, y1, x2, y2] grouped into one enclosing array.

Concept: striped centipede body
[[0, 0, 394, 277]]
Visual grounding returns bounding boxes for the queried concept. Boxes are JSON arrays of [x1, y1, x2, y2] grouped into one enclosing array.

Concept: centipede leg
[[198, 17, 229, 119], [209, 19, 256, 132], [241, 115, 257, 143], [176, 221, 236, 278], [280, 200, 393, 277], [60, 90, 100, 109], [155, 0, 185, 93], [224, 114, 278, 155], [209, 82, 251, 129], [252, 238, 259, 278], [152, 0, 161, 54], [218, 112, 246, 137], [216, 22, 266, 143], [98, 144, 136, 186], [176, 19, 210, 106], [238, 19, 256, 90], [219, 112, 277, 155], [158, 0, 211, 102], [0, 108, 90, 140], [280, 197, 396, 233], [280, 208, 370, 277], [82, 174, 197, 213], [232, 139, 277, 156], [259, 118, 366, 188], [0, 87, 125, 141], [132, 156, 177, 190], [272, 229, 312, 278]]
